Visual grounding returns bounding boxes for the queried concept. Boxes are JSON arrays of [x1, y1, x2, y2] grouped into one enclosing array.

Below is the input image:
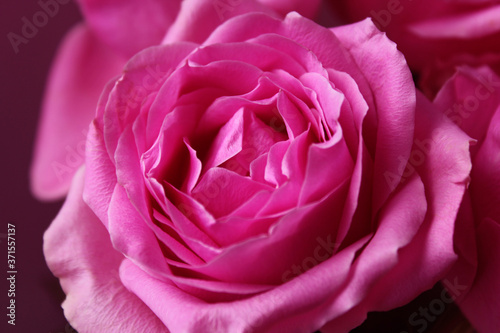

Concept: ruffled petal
[[322, 92, 473, 331], [331, 18, 416, 213], [120, 237, 367, 333]]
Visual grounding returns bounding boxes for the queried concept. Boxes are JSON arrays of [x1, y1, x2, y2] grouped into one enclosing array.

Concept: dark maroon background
[[1, 0, 81, 332], [0, 1, 477, 333]]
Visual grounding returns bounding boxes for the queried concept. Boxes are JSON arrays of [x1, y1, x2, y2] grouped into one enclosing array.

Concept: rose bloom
[[432, 66, 500, 333], [330, 0, 500, 96], [30, 0, 320, 200], [43, 12, 472, 333]]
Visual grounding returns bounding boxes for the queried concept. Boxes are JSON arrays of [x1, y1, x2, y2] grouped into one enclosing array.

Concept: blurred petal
[[77, 0, 181, 56], [409, 5, 500, 39], [460, 108, 500, 332], [163, 0, 276, 44], [460, 218, 500, 333], [470, 107, 500, 222], [433, 66, 500, 145], [31, 24, 125, 200], [258, 0, 321, 18]]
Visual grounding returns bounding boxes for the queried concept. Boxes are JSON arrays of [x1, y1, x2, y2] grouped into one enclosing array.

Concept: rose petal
[[457, 108, 500, 332], [103, 43, 197, 157], [147, 59, 264, 143], [192, 167, 273, 219], [196, 89, 278, 138], [184, 177, 349, 285], [300, 130, 353, 205], [332, 18, 416, 213], [188, 41, 309, 78], [83, 120, 117, 227], [44, 168, 166, 332], [112, 125, 171, 276], [108, 181, 170, 278], [263, 140, 290, 186], [322, 92, 473, 331], [321, 173, 427, 332], [120, 236, 368, 332]]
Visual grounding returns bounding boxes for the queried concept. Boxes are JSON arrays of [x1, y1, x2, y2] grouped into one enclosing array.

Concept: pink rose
[[330, 1, 500, 96], [30, 0, 320, 200], [44, 13, 472, 332], [432, 66, 500, 333]]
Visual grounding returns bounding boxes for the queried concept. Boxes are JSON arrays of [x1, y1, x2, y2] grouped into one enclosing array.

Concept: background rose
[[44, 12, 472, 333], [330, 0, 500, 97], [30, 0, 321, 200], [432, 66, 500, 333]]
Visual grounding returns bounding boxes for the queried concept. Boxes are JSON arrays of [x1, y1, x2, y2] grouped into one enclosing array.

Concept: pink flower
[[433, 66, 500, 333], [30, 0, 320, 200], [44, 13, 472, 332], [330, 1, 500, 96]]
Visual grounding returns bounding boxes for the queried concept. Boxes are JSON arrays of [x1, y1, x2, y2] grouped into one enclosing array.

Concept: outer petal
[[120, 237, 369, 333], [163, 0, 277, 44], [460, 108, 500, 332], [331, 18, 416, 213], [460, 218, 500, 333], [433, 66, 500, 145], [332, 0, 500, 76], [43, 167, 167, 332], [30, 24, 125, 200], [77, 0, 182, 57], [322, 91, 473, 332], [470, 107, 500, 222], [321, 174, 426, 332]]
